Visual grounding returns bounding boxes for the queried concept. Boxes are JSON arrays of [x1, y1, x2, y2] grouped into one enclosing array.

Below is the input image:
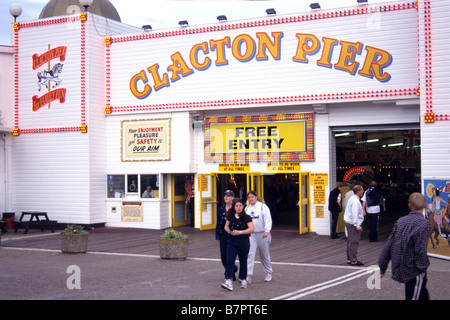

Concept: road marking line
[[1, 232, 59, 242], [1, 246, 362, 270], [271, 268, 369, 300]]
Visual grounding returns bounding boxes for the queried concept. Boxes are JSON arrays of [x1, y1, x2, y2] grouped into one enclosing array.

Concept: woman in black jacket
[[221, 198, 255, 291]]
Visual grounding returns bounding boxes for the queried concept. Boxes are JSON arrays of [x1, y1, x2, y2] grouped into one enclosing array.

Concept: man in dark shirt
[[378, 192, 431, 300], [328, 182, 343, 239]]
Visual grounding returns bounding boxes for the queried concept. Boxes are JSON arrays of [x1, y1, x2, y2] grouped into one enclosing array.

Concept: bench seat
[[13, 220, 58, 233]]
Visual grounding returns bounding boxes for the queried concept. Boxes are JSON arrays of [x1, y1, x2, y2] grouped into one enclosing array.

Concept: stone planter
[[159, 238, 189, 260], [60, 233, 89, 253]]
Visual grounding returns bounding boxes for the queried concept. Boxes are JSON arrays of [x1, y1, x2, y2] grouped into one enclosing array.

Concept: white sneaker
[[240, 279, 248, 289], [221, 280, 233, 291], [246, 277, 252, 284], [264, 274, 272, 282]]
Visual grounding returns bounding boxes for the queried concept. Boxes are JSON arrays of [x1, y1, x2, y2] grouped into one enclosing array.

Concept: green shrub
[[160, 228, 187, 240]]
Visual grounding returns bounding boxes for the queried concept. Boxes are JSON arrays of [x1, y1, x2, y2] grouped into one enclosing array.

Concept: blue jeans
[[219, 233, 237, 280], [330, 211, 340, 237], [225, 237, 250, 281]]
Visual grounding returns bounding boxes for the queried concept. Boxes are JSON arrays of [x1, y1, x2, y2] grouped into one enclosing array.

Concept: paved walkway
[[1, 218, 449, 302]]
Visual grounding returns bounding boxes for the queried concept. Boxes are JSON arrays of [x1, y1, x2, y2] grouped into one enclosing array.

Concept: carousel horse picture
[[37, 63, 64, 91]]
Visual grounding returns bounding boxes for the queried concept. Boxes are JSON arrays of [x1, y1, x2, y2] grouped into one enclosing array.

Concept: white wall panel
[[0, 48, 14, 129], [12, 133, 91, 223], [12, 14, 141, 225], [106, 112, 192, 174], [303, 113, 331, 235], [329, 100, 419, 127], [419, 0, 450, 179]]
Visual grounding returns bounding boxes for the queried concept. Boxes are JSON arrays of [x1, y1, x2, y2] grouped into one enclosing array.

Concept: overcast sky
[[1, 0, 390, 46]]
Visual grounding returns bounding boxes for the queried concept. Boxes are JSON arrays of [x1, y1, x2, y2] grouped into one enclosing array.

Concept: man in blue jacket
[[216, 190, 236, 280]]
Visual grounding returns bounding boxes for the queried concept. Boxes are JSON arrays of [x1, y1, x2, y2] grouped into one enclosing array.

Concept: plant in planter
[[60, 225, 89, 253], [159, 228, 188, 260]]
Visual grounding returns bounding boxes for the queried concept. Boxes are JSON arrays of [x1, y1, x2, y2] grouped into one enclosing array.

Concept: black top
[[215, 204, 227, 240], [227, 214, 252, 239], [328, 188, 341, 212]]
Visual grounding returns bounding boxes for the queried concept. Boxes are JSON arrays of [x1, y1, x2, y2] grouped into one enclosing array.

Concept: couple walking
[[216, 190, 273, 291]]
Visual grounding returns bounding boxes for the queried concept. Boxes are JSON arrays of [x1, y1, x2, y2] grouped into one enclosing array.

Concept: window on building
[[108, 174, 161, 199], [107, 175, 125, 198], [127, 174, 138, 193], [162, 174, 168, 199], [140, 174, 159, 199]]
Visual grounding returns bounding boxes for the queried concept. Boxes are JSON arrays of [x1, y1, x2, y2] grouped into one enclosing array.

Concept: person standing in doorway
[[185, 176, 194, 227], [344, 185, 365, 266], [343, 181, 356, 212], [362, 181, 386, 242], [222, 198, 254, 291], [328, 182, 343, 239], [216, 190, 237, 281], [378, 193, 431, 300], [245, 190, 273, 284]]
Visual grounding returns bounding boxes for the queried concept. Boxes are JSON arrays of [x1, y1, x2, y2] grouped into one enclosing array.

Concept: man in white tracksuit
[[245, 190, 273, 283]]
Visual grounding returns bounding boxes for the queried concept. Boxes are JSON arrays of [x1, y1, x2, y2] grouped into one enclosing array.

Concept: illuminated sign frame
[[204, 113, 313, 162]]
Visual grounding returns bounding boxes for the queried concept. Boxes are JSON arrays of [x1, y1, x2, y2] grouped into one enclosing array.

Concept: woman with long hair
[[221, 198, 254, 291]]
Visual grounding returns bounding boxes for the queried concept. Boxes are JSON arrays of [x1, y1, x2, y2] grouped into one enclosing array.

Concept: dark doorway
[[334, 128, 421, 211]]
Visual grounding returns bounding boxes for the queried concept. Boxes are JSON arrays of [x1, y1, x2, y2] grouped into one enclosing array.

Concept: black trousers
[[405, 274, 429, 300], [225, 237, 250, 281], [367, 213, 379, 242], [219, 233, 237, 280]]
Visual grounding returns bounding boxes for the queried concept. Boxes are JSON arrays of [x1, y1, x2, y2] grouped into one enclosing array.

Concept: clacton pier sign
[[108, 5, 417, 111], [129, 31, 393, 100]]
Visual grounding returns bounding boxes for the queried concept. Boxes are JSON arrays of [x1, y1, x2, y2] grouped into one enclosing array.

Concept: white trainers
[[264, 274, 272, 282], [240, 279, 248, 289], [221, 280, 233, 291]]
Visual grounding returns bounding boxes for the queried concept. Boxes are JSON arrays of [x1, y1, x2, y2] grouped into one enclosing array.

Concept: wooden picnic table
[[13, 211, 56, 234]]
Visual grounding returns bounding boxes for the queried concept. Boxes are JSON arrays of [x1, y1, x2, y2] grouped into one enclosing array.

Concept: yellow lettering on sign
[[267, 162, 301, 172], [292, 33, 321, 63], [314, 185, 326, 204], [358, 45, 392, 82], [315, 206, 324, 218], [167, 52, 194, 82], [129, 32, 394, 100], [218, 163, 250, 172], [190, 42, 211, 70], [199, 175, 209, 192], [232, 34, 256, 62], [311, 173, 328, 185], [129, 70, 151, 99], [256, 32, 283, 60], [334, 40, 363, 75]]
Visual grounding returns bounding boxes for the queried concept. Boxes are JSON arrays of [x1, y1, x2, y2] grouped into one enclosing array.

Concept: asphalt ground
[[0, 226, 448, 319], [1, 243, 448, 304]]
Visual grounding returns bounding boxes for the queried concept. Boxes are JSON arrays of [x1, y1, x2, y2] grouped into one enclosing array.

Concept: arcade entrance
[[214, 172, 310, 234], [333, 126, 421, 231]]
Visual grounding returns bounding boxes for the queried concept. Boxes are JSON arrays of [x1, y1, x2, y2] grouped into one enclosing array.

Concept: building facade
[[2, 0, 449, 238]]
